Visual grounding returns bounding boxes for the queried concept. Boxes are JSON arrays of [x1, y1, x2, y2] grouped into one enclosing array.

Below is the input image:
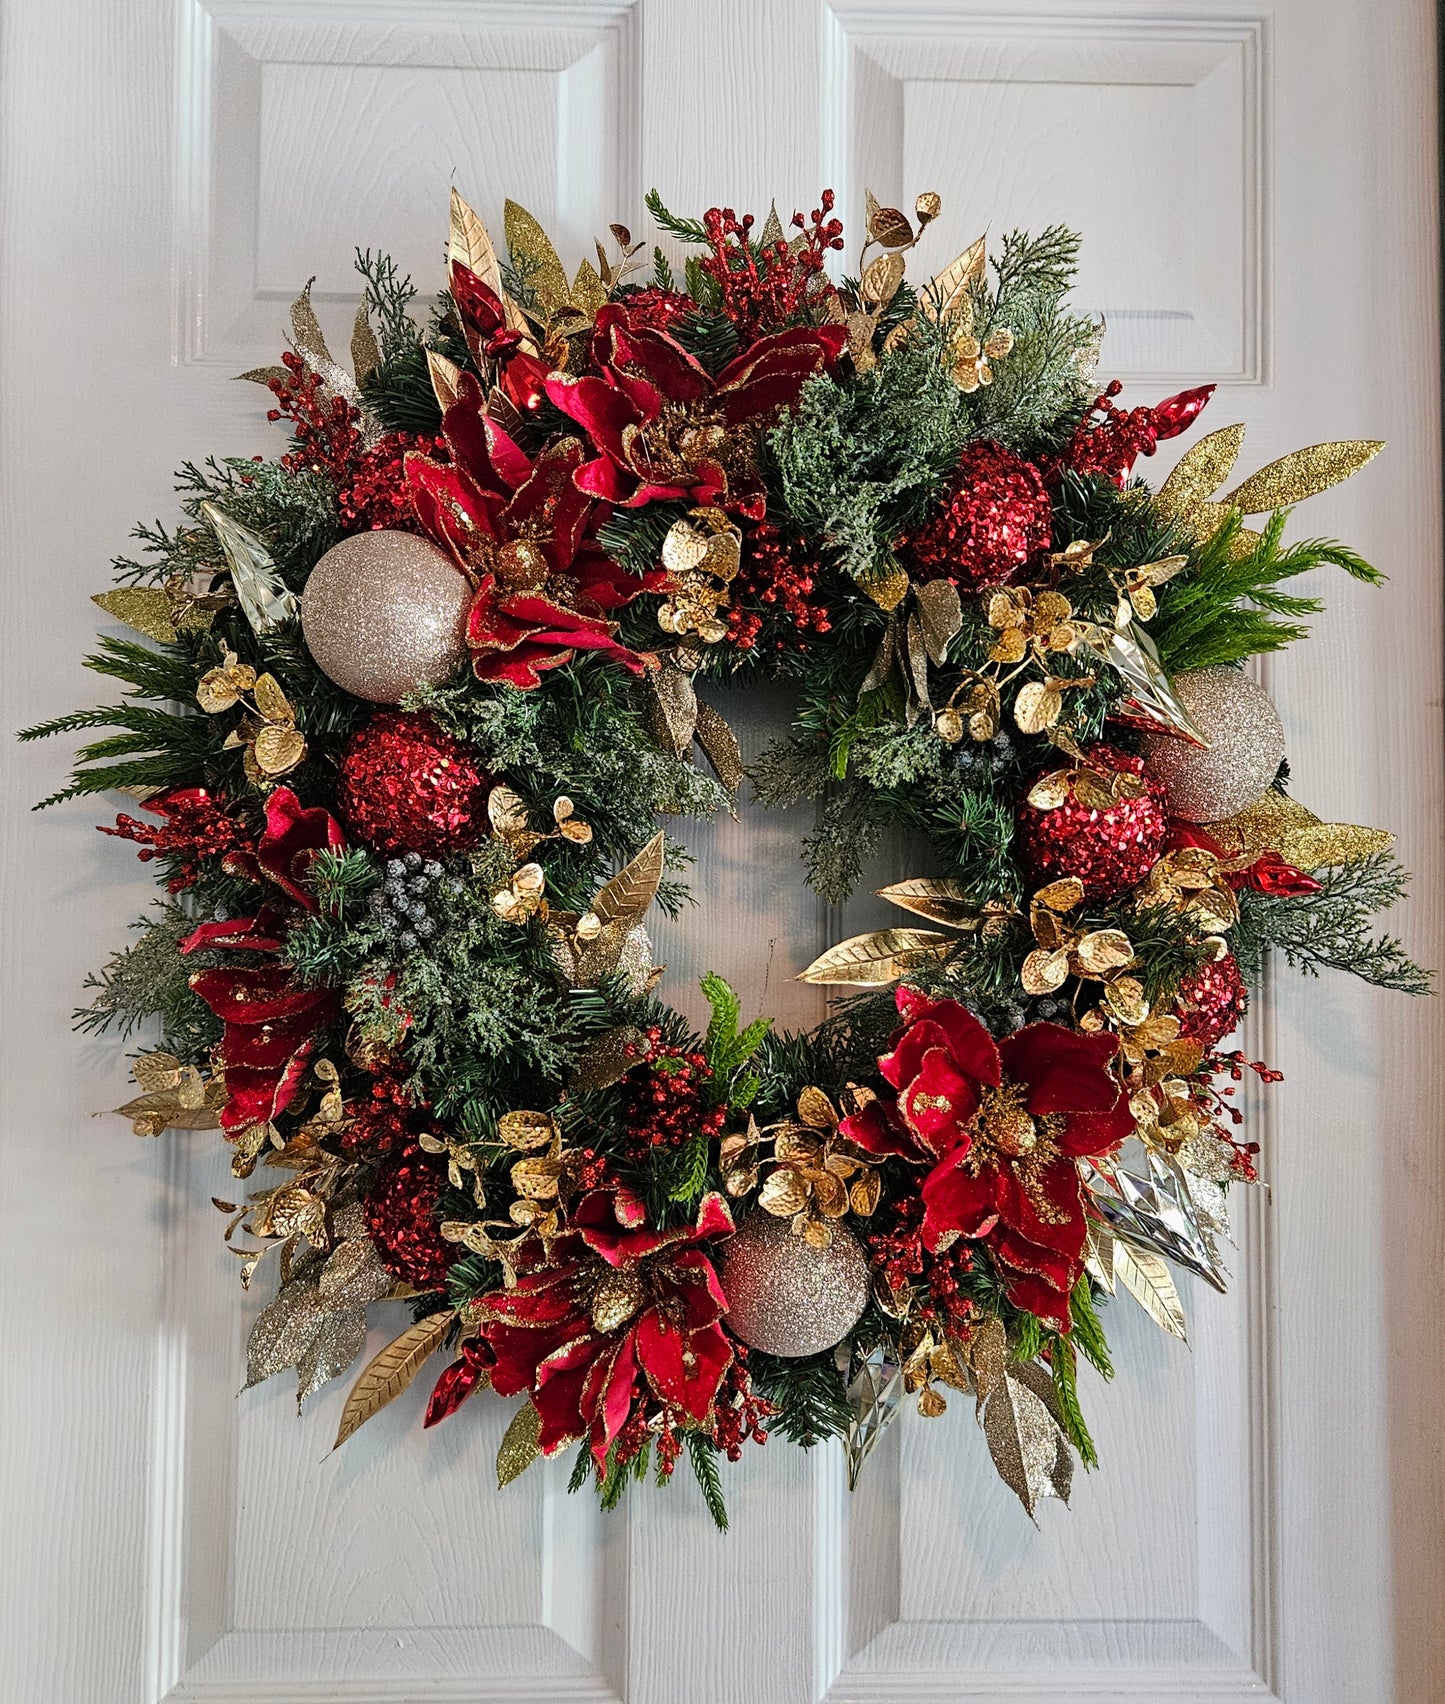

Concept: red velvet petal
[[921, 1154, 1000, 1247], [997, 1023, 1122, 1115], [837, 1096, 921, 1161]]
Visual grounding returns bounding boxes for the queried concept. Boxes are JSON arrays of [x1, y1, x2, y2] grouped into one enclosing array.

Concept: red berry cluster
[[341, 1071, 431, 1160], [1053, 380, 1214, 488], [709, 1345, 774, 1462], [100, 787, 250, 892], [265, 350, 440, 531], [726, 517, 832, 651], [866, 1196, 977, 1332], [617, 285, 696, 334], [616, 1028, 727, 1159], [698, 191, 843, 339]]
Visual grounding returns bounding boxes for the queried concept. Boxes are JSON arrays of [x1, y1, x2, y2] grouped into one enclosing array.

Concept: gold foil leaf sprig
[[1153, 424, 1384, 550], [721, 1086, 882, 1246], [114, 1051, 226, 1136], [658, 508, 741, 644], [800, 876, 1013, 987], [333, 1310, 455, 1450], [197, 650, 306, 783]]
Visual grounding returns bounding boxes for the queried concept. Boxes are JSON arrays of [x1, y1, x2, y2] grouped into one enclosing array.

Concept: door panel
[[2, 3, 1440, 1702]]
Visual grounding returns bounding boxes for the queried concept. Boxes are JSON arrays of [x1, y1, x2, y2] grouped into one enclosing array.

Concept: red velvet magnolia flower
[[181, 788, 343, 1135], [474, 1187, 735, 1466], [407, 372, 658, 689], [545, 302, 844, 519], [840, 988, 1133, 1330]]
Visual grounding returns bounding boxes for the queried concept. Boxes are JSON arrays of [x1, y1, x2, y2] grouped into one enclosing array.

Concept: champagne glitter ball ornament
[[301, 530, 471, 703], [1140, 667, 1286, 822], [720, 1212, 869, 1357]]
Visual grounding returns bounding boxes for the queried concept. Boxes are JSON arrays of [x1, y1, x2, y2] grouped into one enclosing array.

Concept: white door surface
[[3, 2, 1442, 1701]]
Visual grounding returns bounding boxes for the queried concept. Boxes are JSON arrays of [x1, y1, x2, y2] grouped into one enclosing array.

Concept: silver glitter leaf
[[979, 1363, 1072, 1520]]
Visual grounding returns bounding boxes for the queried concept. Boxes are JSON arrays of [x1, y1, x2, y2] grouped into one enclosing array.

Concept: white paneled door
[[2, 2, 1441, 1701]]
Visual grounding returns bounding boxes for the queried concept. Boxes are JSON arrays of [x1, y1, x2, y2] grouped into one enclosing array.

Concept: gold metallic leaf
[[589, 831, 665, 929], [499, 1109, 556, 1152], [1013, 680, 1062, 734], [487, 784, 530, 836], [1033, 877, 1084, 912], [333, 1310, 453, 1449], [1073, 929, 1134, 975], [798, 928, 952, 987], [448, 187, 502, 292], [1113, 1238, 1187, 1340], [877, 877, 978, 927], [856, 557, 910, 611], [251, 672, 293, 723], [427, 350, 463, 414], [1021, 948, 1070, 995], [861, 252, 905, 307], [1224, 440, 1384, 513], [758, 1168, 810, 1216], [504, 199, 570, 319], [497, 1400, 543, 1487], [1084, 1221, 1116, 1294], [1153, 424, 1246, 521], [253, 725, 306, 776], [796, 1086, 838, 1130], [925, 236, 986, 323]]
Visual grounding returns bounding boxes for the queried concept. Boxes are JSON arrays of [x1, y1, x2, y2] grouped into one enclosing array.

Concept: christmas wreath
[[30, 184, 1429, 1528]]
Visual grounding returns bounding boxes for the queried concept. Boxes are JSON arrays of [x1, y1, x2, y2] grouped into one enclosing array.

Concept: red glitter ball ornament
[[1175, 952, 1247, 1048], [1015, 743, 1169, 901], [364, 1144, 452, 1289], [902, 439, 1052, 589], [336, 710, 490, 856]]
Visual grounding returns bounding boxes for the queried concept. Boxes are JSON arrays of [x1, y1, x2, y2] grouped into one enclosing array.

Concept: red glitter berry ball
[[902, 439, 1052, 589], [336, 710, 490, 857], [1175, 952, 1247, 1048], [618, 286, 696, 333], [363, 1145, 452, 1289], [1015, 743, 1169, 901]]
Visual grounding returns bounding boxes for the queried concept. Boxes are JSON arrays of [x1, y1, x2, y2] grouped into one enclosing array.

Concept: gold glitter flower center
[[977, 1081, 1038, 1156], [967, 1080, 1071, 1226]]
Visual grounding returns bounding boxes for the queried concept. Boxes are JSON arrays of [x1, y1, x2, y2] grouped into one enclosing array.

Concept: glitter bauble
[[1139, 667, 1286, 822], [301, 530, 470, 703], [902, 439, 1052, 589], [1015, 743, 1169, 901], [364, 1146, 452, 1289], [336, 710, 490, 856], [1175, 952, 1247, 1048], [719, 1212, 869, 1357]]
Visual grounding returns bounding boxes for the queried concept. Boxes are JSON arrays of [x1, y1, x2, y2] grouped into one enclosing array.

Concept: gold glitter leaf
[[448, 188, 502, 292], [694, 700, 746, 795], [856, 557, 910, 611], [504, 200, 570, 319], [497, 1400, 543, 1488], [333, 1310, 453, 1450], [1225, 440, 1384, 514], [798, 928, 952, 987], [1154, 424, 1246, 520], [877, 876, 978, 927], [570, 259, 609, 318], [980, 1363, 1073, 1519], [591, 1270, 644, 1334], [1073, 929, 1134, 975], [914, 578, 963, 665], [590, 831, 665, 929], [251, 673, 294, 724], [350, 302, 381, 385], [645, 663, 698, 758], [1021, 948, 1070, 996], [567, 1026, 646, 1093], [498, 1110, 556, 1152], [91, 589, 205, 644], [1113, 1238, 1187, 1339], [1206, 790, 1394, 868]]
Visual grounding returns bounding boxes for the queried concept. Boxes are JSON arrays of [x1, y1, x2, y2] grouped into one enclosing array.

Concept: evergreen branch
[[645, 188, 710, 246], [686, 1432, 730, 1531], [751, 1347, 851, 1447], [1048, 1337, 1097, 1468]]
